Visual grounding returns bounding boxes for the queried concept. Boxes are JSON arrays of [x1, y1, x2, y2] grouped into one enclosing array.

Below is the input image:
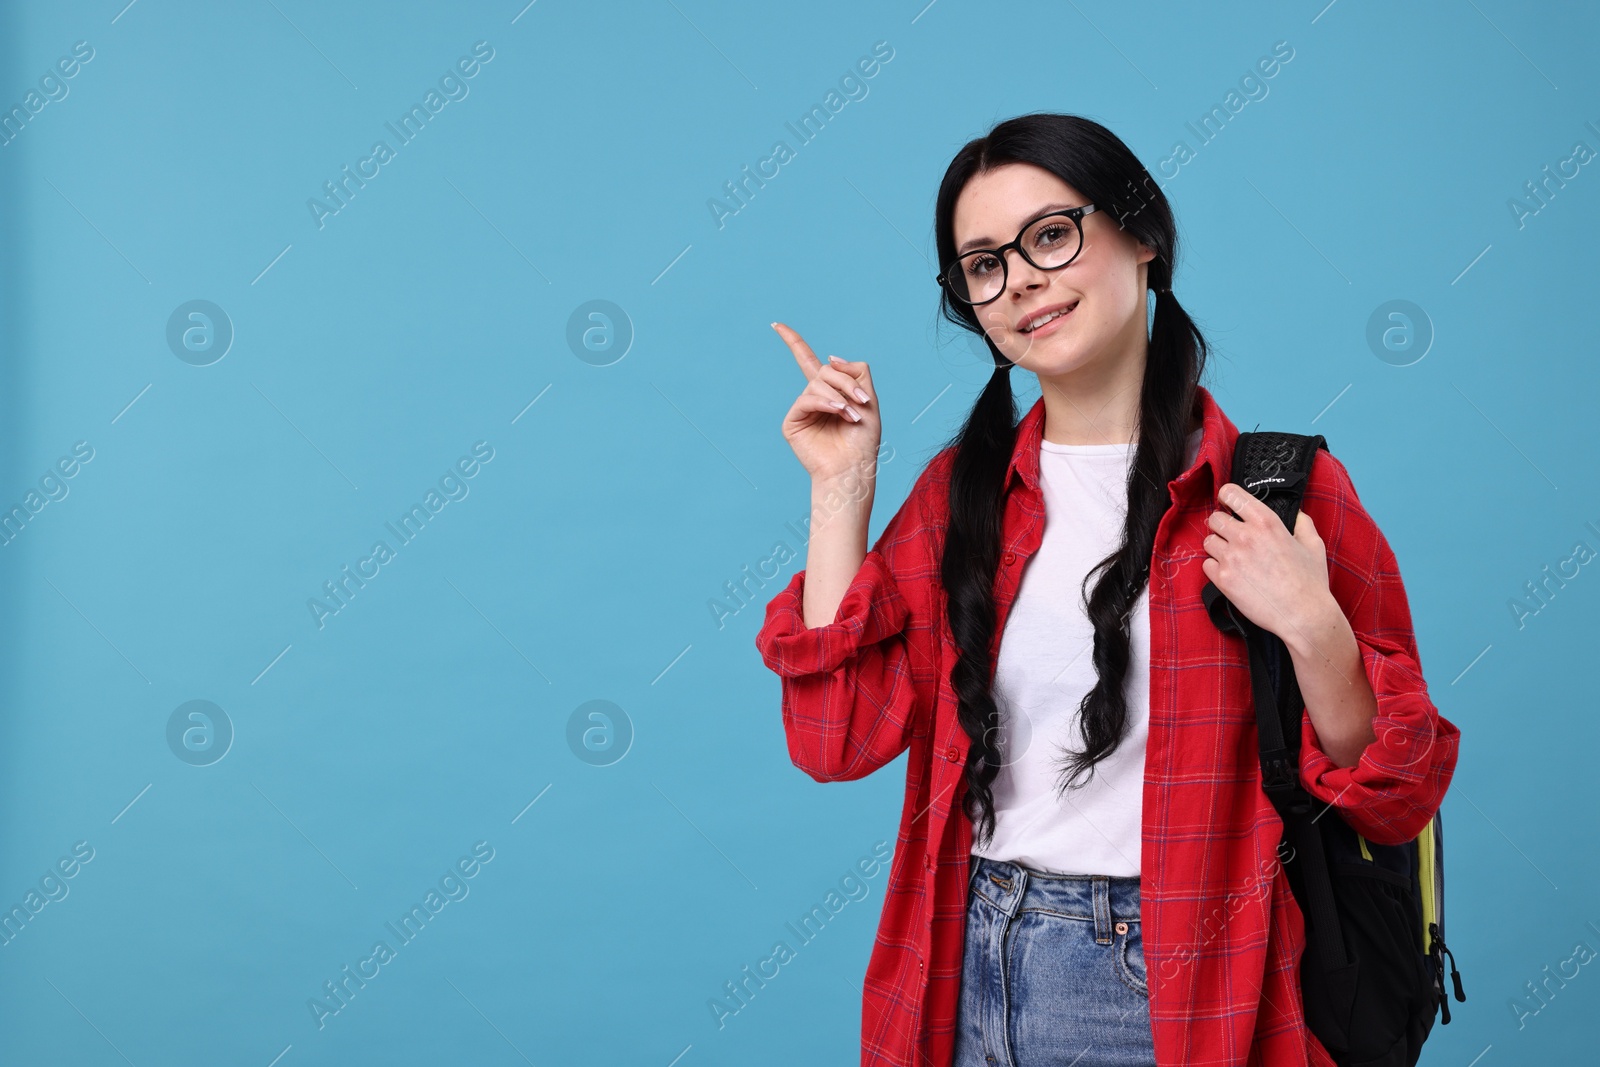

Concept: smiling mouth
[[1020, 301, 1080, 333]]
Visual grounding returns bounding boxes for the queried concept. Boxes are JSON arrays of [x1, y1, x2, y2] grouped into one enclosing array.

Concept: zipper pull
[[1427, 923, 1454, 1024], [1440, 936, 1465, 1001]]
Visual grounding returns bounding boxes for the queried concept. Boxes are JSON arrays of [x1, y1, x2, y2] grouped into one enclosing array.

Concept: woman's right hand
[[771, 321, 882, 485]]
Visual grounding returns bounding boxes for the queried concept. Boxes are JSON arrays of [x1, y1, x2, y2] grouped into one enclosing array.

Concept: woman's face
[[951, 162, 1156, 377]]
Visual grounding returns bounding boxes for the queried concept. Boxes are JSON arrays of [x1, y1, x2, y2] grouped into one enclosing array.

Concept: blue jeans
[[952, 856, 1156, 1067]]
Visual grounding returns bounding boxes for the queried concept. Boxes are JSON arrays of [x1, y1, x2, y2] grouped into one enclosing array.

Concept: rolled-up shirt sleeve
[[754, 459, 946, 783], [1296, 451, 1461, 846], [756, 550, 911, 679]]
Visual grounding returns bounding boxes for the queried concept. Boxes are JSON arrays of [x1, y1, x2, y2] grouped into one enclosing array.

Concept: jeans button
[[1115, 921, 1129, 935]]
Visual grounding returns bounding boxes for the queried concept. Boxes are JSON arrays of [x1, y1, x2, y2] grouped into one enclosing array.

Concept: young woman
[[756, 113, 1459, 1067]]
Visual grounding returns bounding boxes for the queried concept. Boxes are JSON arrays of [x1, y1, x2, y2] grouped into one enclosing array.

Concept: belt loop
[[1001, 860, 1027, 917], [1093, 876, 1112, 943]]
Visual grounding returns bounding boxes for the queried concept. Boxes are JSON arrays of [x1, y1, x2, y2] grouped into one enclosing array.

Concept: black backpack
[[1199, 431, 1466, 1066]]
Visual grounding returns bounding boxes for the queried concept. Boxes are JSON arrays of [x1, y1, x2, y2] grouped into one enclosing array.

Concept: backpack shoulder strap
[[1200, 431, 1353, 977], [1200, 430, 1328, 801], [1228, 430, 1328, 531]]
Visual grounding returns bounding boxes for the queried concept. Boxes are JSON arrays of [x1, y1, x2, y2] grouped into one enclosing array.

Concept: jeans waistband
[[969, 855, 1142, 943]]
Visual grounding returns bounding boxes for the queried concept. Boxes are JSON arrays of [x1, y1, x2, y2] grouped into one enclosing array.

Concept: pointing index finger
[[771, 321, 823, 379]]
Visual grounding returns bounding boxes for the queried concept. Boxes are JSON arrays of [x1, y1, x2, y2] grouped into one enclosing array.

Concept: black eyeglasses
[[938, 205, 1097, 307]]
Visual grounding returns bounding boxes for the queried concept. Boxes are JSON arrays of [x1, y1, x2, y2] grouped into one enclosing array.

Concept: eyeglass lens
[[945, 214, 1084, 305]]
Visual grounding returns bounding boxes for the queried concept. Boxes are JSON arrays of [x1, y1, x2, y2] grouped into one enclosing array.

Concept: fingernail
[[830, 400, 846, 410], [845, 406, 860, 421], [853, 388, 869, 403], [828, 354, 842, 363], [770, 322, 780, 330]]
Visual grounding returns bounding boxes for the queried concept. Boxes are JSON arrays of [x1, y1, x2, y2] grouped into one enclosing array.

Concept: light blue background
[[0, 1, 1594, 1063]]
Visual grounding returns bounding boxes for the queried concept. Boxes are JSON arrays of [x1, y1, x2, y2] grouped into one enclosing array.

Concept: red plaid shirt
[[754, 384, 1460, 1067]]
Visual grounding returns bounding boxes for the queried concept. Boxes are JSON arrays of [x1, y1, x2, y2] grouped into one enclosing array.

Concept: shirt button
[[1003, 550, 1017, 565], [945, 746, 960, 762], [924, 855, 935, 871]]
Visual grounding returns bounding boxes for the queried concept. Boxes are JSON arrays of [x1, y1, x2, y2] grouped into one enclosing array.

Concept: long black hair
[[933, 113, 1210, 849]]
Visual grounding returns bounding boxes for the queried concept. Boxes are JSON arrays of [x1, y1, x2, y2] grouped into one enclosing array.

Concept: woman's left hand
[[1200, 482, 1336, 640]]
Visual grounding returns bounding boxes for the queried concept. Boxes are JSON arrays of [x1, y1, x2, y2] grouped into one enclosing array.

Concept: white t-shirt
[[972, 427, 1204, 876]]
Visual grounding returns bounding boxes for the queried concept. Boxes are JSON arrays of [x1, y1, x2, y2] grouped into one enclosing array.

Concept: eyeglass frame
[[936, 204, 1099, 307]]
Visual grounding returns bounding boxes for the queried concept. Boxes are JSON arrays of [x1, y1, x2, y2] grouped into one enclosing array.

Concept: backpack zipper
[[1425, 816, 1465, 1021], [1427, 921, 1465, 1022]]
